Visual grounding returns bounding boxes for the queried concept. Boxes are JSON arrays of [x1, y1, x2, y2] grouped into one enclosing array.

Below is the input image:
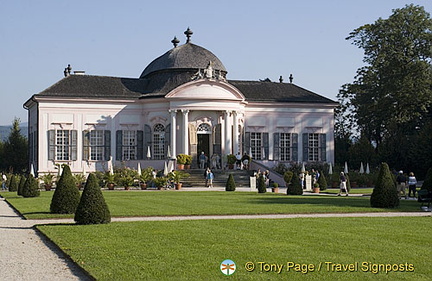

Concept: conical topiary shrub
[[50, 165, 80, 214], [421, 167, 432, 192], [22, 174, 40, 198], [75, 173, 111, 225], [9, 174, 18, 192], [317, 171, 327, 191], [225, 173, 236, 191], [18, 175, 26, 196], [287, 172, 303, 195], [370, 162, 399, 208], [257, 174, 267, 193]]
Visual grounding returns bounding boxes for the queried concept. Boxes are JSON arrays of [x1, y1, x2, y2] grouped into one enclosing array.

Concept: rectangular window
[[48, 130, 77, 161], [153, 133, 165, 160], [308, 133, 319, 162], [280, 133, 291, 161], [251, 132, 262, 160], [122, 130, 137, 160]]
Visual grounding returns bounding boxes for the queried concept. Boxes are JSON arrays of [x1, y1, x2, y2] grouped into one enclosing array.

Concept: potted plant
[[176, 154, 188, 170], [104, 172, 116, 190], [170, 170, 190, 190], [272, 182, 279, 193], [153, 176, 167, 190], [40, 173, 55, 191], [73, 173, 87, 190], [184, 155, 192, 169], [313, 182, 320, 193], [227, 154, 236, 169], [139, 166, 154, 190]]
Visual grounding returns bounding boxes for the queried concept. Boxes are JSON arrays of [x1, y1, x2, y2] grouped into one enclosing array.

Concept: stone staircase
[[182, 169, 253, 188]]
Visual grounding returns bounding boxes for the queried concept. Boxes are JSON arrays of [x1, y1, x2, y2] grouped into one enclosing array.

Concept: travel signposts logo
[[220, 259, 236, 276]]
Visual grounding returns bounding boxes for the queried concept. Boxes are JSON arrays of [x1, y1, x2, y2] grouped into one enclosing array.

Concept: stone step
[[181, 169, 253, 187]]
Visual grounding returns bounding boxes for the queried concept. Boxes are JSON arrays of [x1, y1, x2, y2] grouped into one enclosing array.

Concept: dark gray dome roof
[[140, 43, 227, 79]]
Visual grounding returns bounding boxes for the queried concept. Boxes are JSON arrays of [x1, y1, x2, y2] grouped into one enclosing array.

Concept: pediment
[[165, 80, 245, 101]]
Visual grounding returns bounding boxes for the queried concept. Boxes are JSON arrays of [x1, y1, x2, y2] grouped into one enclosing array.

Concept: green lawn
[[1, 190, 422, 219], [38, 216, 432, 281]]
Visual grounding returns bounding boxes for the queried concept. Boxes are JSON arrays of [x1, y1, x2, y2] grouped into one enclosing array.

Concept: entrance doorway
[[196, 123, 212, 167]]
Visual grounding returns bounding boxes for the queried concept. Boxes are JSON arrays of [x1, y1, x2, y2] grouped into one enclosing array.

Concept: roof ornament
[[184, 27, 193, 43], [171, 36, 180, 47], [204, 61, 214, 79], [279, 76, 283, 83], [289, 74, 293, 83], [64, 64, 72, 77]]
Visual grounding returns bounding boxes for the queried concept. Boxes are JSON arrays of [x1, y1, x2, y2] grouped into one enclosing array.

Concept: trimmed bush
[[50, 165, 81, 214], [287, 172, 303, 195], [9, 174, 18, 192], [421, 167, 432, 192], [18, 175, 26, 196], [225, 174, 236, 191], [75, 173, 111, 225], [370, 162, 399, 208], [22, 174, 40, 198], [283, 171, 293, 186], [317, 171, 327, 191], [257, 174, 266, 193]]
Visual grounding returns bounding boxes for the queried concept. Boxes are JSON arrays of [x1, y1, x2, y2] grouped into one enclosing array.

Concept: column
[[181, 109, 189, 155], [169, 110, 177, 158], [224, 111, 232, 155], [232, 111, 239, 155]]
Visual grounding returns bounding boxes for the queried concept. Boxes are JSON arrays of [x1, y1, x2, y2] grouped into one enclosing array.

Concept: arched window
[[197, 123, 212, 134], [153, 124, 165, 160]]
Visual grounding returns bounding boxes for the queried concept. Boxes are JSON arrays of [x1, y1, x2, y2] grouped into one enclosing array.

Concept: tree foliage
[[421, 167, 432, 192], [22, 174, 40, 198], [257, 174, 266, 193], [75, 173, 111, 225], [370, 163, 399, 208], [287, 172, 303, 195], [336, 4, 432, 175], [8, 174, 18, 192], [225, 173, 236, 191], [1, 118, 28, 173], [50, 165, 80, 214]]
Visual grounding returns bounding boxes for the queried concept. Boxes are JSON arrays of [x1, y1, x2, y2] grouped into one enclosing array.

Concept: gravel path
[[1, 194, 430, 280], [0, 197, 92, 281]]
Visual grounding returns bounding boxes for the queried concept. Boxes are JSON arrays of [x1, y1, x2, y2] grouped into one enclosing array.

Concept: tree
[[317, 171, 328, 191], [257, 174, 266, 193], [225, 173, 236, 191], [50, 165, 80, 214], [370, 162, 399, 208], [2, 118, 28, 173], [18, 175, 26, 196], [421, 167, 432, 192], [287, 172, 303, 195], [75, 173, 111, 225], [8, 174, 18, 192], [22, 174, 40, 198], [338, 5, 432, 171]]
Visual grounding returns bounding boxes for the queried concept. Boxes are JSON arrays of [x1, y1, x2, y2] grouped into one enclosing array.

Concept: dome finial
[[171, 36, 180, 47], [184, 27, 193, 43]]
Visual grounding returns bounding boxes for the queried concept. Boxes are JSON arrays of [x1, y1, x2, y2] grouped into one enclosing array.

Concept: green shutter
[[292, 133, 298, 161], [302, 133, 308, 162], [48, 130, 55, 160], [244, 132, 251, 157], [71, 130, 77, 161], [165, 124, 171, 158], [82, 130, 89, 160], [116, 130, 122, 160], [104, 130, 111, 161], [273, 133, 280, 160]]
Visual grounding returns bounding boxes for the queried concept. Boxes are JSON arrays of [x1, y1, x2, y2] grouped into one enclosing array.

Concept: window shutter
[[244, 132, 251, 157], [165, 124, 171, 158], [116, 130, 122, 160], [48, 130, 55, 160], [320, 134, 327, 162], [104, 130, 111, 161], [82, 130, 89, 160], [302, 133, 308, 162], [263, 133, 269, 160], [71, 130, 78, 161], [137, 130, 144, 160], [292, 133, 298, 161], [144, 125, 151, 148], [273, 133, 280, 160]]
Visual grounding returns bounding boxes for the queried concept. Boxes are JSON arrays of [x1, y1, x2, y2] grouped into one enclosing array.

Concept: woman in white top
[[408, 172, 417, 198]]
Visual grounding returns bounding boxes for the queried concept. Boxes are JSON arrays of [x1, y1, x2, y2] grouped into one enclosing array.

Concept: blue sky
[[1, 0, 431, 126]]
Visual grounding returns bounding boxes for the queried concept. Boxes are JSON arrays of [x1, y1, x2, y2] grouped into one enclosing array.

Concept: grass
[[0, 190, 422, 219], [37, 216, 432, 281]]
